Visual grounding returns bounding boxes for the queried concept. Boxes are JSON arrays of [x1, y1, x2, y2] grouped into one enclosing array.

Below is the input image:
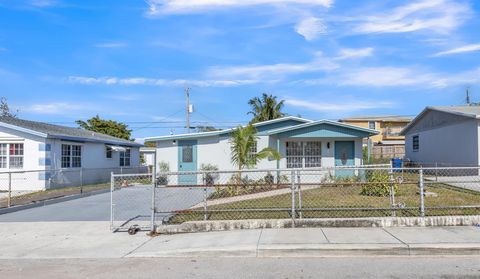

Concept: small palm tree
[[248, 93, 285, 124], [230, 124, 281, 170]]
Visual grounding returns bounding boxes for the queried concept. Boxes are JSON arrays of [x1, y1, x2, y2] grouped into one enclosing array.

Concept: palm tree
[[248, 93, 285, 124], [230, 124, 281, 170]]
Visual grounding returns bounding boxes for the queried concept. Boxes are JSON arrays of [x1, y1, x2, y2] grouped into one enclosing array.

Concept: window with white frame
[[368, 121, 376, 130], [106, 146, 113, 158], [286, 141, 321, 168], [0, 143, 24, 169], [247, 141, 257, 163], [61, 144, 82, 168], [120, 148, 131, 166]]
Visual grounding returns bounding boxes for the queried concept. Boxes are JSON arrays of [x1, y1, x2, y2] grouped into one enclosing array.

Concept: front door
[[178, 140, 197, 185], [334, 141, 354, 177]]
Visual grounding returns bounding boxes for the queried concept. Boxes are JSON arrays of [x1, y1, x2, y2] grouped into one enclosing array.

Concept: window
[[120, 148, 131, 166], [181, 146, 192, 163], [9, 143, 24, 169], [286, 141, 321, 168], [412, 135, 419, 151], [62, 144, 82, 168], [106, 146, 112, 158], [248, 141, 257, 163], [368, 121, 376, 130], [0, 143, 23, 169]]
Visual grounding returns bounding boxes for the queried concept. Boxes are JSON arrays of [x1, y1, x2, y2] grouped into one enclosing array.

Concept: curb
[[127, 244, 480, 258], [156, 216, 480, 234], [0, 188, 110, 215]]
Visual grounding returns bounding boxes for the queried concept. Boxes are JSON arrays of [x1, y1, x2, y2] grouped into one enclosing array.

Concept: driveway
[[0, 185, 207, 224]]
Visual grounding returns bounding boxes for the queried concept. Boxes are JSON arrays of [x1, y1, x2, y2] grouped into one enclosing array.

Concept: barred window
[[106, 146, 112, 158], [248, 141, 257, 163], [412, 135, 419, 151], [286, 141, 321, 168], [0, 143, 23, 169], [120, 148, 131, 166], [62, 144, 81, 168]]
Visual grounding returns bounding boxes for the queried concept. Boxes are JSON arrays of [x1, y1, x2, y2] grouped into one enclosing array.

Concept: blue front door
[[335, 141, 355, 177], [178, 140, 197, 185]]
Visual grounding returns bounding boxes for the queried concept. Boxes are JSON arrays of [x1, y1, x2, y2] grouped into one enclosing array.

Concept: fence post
[[7, 172, 12, 208], [296, 170, 302, 219], [290, 170, 296, 227], [110, 172, 114, 231], [435, 162, 438, 182], [203, 173, 207, 221], [389, 167, 396, 217], [80, 167, 83, 194], [150, 173, 157, 234], [419, 168, 425, 217]]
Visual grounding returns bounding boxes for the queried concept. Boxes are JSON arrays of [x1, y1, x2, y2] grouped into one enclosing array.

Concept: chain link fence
[[0, 166, 148, 209], [110, 166, 480, 232]]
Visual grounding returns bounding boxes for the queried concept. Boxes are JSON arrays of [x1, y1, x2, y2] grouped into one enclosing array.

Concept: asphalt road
[[1, 257, 479, 279], [0, 185, 206, 224]]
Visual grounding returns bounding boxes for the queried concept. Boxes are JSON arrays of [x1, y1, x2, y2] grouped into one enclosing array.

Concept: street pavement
[[1, 257, 480, 279]]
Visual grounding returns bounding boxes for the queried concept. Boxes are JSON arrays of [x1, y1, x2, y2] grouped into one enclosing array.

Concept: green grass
[[171, 182, 480, 223]]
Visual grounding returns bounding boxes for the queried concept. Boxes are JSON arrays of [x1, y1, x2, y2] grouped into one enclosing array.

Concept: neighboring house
[[0, 117, 143, 191], [340, 115, 413, 159], [145, 116, 378, 184], [401, 106, 480, 167]]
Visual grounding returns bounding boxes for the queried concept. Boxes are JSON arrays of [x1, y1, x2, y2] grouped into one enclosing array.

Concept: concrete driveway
[[0, 185, 207, 225]]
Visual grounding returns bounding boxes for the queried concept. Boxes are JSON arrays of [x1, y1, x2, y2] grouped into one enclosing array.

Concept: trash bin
[[391, 158, 403, 172]]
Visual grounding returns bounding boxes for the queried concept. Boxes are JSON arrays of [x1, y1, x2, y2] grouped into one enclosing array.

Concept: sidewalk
[[1, 222, 480, 258]]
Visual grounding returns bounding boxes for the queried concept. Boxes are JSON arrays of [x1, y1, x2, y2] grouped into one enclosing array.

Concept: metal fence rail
[[110, 166, 480, 232], [0, 166, 148, 209]]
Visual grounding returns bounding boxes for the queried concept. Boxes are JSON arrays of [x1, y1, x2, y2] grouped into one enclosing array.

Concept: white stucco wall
[[155, 136, 364, 172], [404, 118, 479, 166]]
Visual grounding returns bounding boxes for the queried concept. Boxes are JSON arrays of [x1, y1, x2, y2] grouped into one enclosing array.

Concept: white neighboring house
[[145, 117, 378, 184], [401, 106, 480, 166], [0, 116, 143, 192]]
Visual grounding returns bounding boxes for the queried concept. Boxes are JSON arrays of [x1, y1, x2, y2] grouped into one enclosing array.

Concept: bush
[[157, 161, 170, 185], [201, 164, 219, 186], [361, 170, 397, 197]]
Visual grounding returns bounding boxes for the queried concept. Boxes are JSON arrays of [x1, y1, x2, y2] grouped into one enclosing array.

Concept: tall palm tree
[[248, 93, 285, 124], [230, 124, 281, 170]]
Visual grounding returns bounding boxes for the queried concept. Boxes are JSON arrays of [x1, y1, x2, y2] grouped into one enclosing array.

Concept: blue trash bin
[[391, 158, 402, 172]]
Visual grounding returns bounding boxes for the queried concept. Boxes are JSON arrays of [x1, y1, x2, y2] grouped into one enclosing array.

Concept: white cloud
[[285, 98, 394, 113], [24, 102, 87, 114], [353, 0, 471, 35], [295, 17, 327, 41], [146, 0, 333, 15], [300, 66, 480, 88], [334, 47, 374, 60], [433, 43, 480, 57], [207, 51, 338, 79], [68, 76, 260, 87], [30, 0, 58, 7], [94, 42, 128, 48]]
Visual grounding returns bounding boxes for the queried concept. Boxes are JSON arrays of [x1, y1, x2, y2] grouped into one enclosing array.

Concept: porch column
[[276, 138, 280, 169]]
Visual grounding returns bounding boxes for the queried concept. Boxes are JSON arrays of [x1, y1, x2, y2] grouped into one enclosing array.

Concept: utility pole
[[185, 87, 191, 133], [466, 87, 471, 105]]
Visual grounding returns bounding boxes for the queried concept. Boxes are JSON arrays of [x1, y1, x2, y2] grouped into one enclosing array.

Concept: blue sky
[[1, 0, 480, 140]]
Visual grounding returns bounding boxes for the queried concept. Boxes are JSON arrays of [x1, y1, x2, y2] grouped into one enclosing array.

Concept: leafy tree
[[248, 93, 285, 124], [196, 125, 220, 133], [0, 97, 18, 118], [76, 115, 132, 140], [230, 124, 280, 170]]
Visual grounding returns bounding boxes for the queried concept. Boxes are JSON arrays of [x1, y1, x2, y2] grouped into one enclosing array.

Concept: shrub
[[361, 170, 397, 197], [201, 164, 219, 186], [157, 161, 170, 185]]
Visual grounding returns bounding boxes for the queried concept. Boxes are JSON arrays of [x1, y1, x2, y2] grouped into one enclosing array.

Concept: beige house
[[339, 115, 413, 159]]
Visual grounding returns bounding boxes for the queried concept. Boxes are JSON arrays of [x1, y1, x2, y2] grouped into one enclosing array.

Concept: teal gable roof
[[256, 119, 310, 134], [265, 120, 378, 139]]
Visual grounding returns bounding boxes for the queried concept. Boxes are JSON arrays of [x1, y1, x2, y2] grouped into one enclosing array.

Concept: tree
[[248, 93, 285, 124], [0, 97, 18, 118], [230, 124, 280, 170], [196, 125, 220, 133], [76, 115, 132, 140]]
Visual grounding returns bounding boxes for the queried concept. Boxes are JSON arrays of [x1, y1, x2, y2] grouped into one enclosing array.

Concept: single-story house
[[145, 116, 378, 184], [0, 116, 143, 191], [401, 106, 480, 167]]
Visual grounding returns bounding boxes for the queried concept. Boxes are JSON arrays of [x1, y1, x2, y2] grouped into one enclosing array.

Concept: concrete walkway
[[1, 222, 480, 258]]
